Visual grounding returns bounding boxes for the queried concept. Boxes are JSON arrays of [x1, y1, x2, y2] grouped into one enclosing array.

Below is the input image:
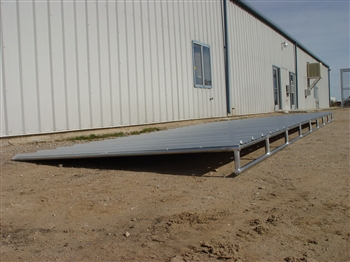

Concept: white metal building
[[0, 0, 330, 137]]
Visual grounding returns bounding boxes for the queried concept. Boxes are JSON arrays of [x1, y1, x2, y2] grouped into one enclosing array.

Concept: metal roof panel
[[13, 112, 332, 164]]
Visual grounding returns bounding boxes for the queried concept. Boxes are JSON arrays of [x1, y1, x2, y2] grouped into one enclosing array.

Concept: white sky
[[245, 0, 350, 100]]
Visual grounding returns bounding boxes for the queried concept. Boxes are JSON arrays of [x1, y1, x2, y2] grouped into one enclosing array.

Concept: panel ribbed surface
[[1, 0, 226, 137], [12, 112, 331, 161]]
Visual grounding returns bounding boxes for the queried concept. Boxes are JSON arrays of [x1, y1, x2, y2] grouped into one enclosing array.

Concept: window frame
[[192, 40, 212, 89]]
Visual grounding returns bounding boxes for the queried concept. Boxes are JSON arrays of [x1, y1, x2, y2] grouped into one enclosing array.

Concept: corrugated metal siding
[[1, 0, 226, 137], [1, 0, 330, 138], [228, 3, 296, 115], [296, 49, 329, 110]]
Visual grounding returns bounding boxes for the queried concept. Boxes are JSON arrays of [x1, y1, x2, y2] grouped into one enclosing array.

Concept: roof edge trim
[[233, 0, 330, 68]]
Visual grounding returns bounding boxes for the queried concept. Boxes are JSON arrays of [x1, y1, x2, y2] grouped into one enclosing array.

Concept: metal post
[[265, 138, 270, 155], [299, 124, 302, 137], [285, 130, 289, 144], [340, 68, 350, 108], [234, 149, 241, 173]]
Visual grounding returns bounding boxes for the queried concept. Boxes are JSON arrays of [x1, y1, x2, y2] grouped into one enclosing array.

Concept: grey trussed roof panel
[[12, 112, 331, 161]]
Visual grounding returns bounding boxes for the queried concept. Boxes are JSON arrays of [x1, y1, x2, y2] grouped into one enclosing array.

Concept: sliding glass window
[[192, 41, 212, 88]]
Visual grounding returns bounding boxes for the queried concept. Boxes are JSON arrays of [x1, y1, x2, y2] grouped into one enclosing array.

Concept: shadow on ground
[[33, 152, 237, 177], [28, 138, 275, 178]]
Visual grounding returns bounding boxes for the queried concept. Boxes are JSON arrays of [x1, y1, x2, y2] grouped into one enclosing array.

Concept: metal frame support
[[308, 76, 321, 90], [340, 68, 350, 107], [265, 138, 270, 155], [234, 149, 241, 174], [232, 112, 333, 175]]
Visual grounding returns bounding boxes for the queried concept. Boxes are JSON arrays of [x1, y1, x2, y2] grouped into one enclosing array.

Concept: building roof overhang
[[233, 0, 330, 68]]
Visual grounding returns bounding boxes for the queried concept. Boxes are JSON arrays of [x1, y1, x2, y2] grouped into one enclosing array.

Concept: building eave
[[233, 0, 330, 68]]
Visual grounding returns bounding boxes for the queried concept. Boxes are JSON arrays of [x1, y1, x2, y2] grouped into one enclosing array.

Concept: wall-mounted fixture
[[305, 62, 323, 96], [286, 84, 295, 95], [281, 41, 288, 50], [305, 89, 311, 97]]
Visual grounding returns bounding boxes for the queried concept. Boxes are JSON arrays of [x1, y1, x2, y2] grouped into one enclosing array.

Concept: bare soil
[[1, 108, 349, 262]]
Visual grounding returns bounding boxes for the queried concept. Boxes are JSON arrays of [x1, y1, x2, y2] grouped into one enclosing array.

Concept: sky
[[245, 0, 350, 100]]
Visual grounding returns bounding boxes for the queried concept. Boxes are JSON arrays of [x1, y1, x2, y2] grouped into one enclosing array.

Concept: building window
[[192, 41, 212, 88]]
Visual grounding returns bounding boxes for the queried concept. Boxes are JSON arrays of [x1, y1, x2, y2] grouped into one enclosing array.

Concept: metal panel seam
[[160, 2, 169, 121], [124, 0, 131, 125], [61, 0, 69, 130], [132, 0, 140, 124], [1, 9, 9, 135], [96, 0, 104, 127], [16, 0, 26, 134], [47, 0, 56, 130], [140, 0, 148, 123], [115, 0, 123, 125], [32, 0, 42, 133], [73, 0, 82, 129], [146, 0, 155, 122], [106, 0, 114, 126], [84, 0, 93, 128]]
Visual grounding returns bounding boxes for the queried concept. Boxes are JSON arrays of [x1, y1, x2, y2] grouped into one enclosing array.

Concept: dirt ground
[[1, 108, 349, 262]]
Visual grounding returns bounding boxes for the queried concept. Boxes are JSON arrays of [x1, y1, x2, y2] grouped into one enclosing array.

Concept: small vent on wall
[[307, 63, 322, 78], [305, 89, 311, 97], [286, 85, 295, 94]]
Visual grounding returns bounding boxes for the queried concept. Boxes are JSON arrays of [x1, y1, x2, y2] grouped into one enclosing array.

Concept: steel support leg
[[234, 149, 241, 174], [265, 138, 270, 155]]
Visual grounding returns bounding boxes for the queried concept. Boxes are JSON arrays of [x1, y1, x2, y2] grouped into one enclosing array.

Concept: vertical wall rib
[[16, 0, 26, 134], [84, 0, 93, 128], [60, 0, 69, 130], [1, 9, 9, 136], [73, 0, 82, 129], [95, 1, 103, 126], [105, 0, 113, 126], [32, 0, 41, 133]]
